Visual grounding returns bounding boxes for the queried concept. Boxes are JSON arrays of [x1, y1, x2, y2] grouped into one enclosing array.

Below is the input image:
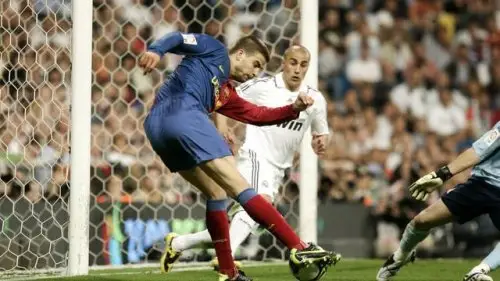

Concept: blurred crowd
[[1, 0, 500, 257]]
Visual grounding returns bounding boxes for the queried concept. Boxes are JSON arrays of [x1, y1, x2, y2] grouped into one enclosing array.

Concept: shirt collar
[[275, 72, 308, 93]]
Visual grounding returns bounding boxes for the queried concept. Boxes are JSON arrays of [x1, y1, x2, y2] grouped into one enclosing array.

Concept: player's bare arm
[[410, 124, 499, 201], [409, 147, 481, 201], [446, 147, 481, 175], [311, 132, 328, 158]]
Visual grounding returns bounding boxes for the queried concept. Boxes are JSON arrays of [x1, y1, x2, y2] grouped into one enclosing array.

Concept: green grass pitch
[[23, 259, 500, 281]]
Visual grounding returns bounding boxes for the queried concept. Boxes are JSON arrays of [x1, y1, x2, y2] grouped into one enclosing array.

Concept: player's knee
[[201, 157, 249, 197], [412, 199, 453, 231], [204, 187, 227, 200], [411, 213, 434, 231]]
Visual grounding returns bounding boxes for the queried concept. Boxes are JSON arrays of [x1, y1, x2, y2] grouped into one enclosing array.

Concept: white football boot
[[376, 250, 416, 281], [463, 269, 493, 281]]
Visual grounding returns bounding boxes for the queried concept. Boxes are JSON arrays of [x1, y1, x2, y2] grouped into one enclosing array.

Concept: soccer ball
[[289, 259, 327, 281]]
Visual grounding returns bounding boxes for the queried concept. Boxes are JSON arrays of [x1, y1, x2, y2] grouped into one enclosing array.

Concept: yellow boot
[[160, 232, 182, 273]]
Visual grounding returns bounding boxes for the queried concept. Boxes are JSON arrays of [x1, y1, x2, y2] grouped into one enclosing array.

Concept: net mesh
[[0, 0, 304, 275]]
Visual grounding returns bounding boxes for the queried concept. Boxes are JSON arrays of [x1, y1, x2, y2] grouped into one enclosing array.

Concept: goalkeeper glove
[[409, 166, 453, 201]]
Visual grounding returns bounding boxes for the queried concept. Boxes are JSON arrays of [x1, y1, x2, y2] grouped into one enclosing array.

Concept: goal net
[[0, 0, 307, 277]]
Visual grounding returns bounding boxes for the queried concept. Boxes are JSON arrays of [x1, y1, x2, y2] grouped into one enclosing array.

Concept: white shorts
[[237, 149, 284, 202]]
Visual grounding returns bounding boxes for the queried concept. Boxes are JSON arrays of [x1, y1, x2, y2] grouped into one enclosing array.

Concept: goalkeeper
[[377, 121, 500, 281]]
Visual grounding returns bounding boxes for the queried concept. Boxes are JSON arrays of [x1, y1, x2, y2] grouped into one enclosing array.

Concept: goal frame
[[298, 0, 319, 244], [68, 0, 92, 276], [65, 0, 319, 276]]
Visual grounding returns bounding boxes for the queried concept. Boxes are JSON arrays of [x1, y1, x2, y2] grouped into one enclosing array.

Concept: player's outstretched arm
[[147, 31, 222, 57], [217, 91, 313, 126], [409, 148, 480, 201], [140, 32, 223, 74], [410, 123, 499, 201]]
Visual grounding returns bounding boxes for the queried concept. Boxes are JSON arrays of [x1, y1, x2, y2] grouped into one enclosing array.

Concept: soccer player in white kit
[[160, 45, 334, 272]]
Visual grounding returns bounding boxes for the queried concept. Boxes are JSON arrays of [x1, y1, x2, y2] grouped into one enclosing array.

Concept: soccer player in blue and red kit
[[138, 32, 337, 281]]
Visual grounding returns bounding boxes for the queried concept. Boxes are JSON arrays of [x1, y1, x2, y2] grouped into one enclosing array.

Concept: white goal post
[[67, 0, 320, 275], [68, 0, 92, 276], [299, 0, 319, 244], [0, 1, 321, 278]]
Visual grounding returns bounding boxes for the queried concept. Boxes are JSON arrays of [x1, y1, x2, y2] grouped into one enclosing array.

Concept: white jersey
[[235, 72, 329, 169]]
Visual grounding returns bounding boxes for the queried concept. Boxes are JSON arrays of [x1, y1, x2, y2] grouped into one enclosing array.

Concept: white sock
[[171, 230, 212, 252], [393, 223, 429, 262], [171, 211, 258, 255], [229, 211, 258, 257], [470, 263, 491, 275], [481, 242, 500, 273]]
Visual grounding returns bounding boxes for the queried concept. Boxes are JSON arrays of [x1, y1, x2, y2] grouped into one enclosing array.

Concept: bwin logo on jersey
[[276, 120, 303, 131]]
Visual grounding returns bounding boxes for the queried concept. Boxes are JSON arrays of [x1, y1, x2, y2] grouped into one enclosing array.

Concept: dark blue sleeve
[[147, 32, 225, 57]]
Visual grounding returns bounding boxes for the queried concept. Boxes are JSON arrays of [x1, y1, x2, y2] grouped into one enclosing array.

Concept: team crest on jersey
[[181, 34, 197, 45], [485, 128, 499, 146], [213, 81, 232, 110]]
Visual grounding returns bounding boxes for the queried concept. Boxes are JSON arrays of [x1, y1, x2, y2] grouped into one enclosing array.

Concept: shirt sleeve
[[472, 122, 500, 160], [311, 93, 329, 135], [216, 90, 299, 126], [235, 77, 270, 103], [147, 32, 224, 57]]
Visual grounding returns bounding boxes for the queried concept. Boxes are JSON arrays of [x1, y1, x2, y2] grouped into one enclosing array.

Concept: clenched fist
[[292, 92, 314, 112], [139, 51, 161, 74]]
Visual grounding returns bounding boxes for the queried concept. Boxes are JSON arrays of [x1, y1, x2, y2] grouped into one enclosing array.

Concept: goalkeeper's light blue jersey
[[471, 121, 500, 187]]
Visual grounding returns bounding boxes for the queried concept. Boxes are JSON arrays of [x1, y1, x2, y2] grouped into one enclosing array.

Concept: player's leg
[[376, 199, 452, 281], [198, 155, 340, 267], [145, 106, 247, 280], [170, 229, 211, 252], [173, 154, 276, 270], [167, 198, 270, 272], [181, 167, 245, 280], [463, 186, 500, 281], [377, 178, 488, 281], [199, 156, 304, 246], [396, 199, 453, 260], [464, 244, 498, 281], [227, 152, 277, 258], [160, 167, 229, 273], [228, 194, 272, 255], [172, 154, 271, 255], [211, 195, 273, 271]]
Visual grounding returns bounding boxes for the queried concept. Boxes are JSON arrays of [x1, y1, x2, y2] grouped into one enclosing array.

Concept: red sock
[[206, 209, 237, 278], [242, 195, 307, 250]]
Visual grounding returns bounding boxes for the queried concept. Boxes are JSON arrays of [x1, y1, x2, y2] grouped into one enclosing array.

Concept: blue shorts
[[442, 177, 500, 230], [144, 96, 231, 172]]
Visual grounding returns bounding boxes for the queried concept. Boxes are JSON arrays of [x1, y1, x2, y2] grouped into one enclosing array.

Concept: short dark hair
[[229, 36, 270, 63]]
